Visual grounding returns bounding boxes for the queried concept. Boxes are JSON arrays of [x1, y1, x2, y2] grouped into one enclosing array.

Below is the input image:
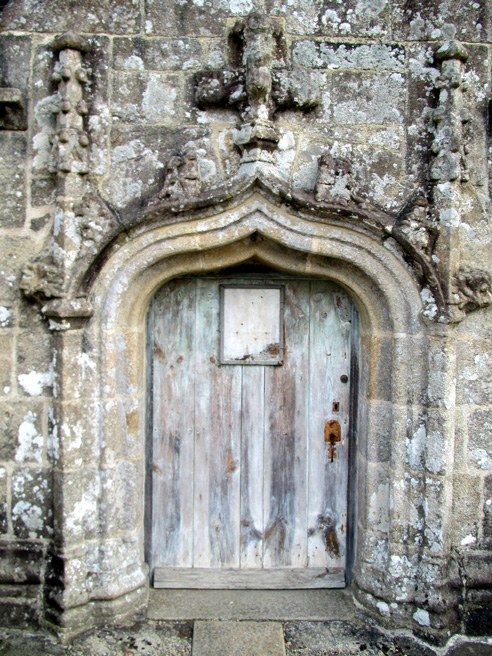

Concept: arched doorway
[[146, 263, 359, 589]]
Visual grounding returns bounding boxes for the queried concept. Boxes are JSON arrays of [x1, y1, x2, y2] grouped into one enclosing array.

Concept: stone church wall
[[0, 0, 491, 641]]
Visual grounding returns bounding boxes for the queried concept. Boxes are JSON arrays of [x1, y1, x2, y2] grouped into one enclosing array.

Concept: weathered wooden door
[[147, 270, 354, 589]]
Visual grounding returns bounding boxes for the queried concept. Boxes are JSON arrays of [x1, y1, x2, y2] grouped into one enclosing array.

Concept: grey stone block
[[468, 409, 492, 471], [265, 0, 392, 38], [111, 72, 182, 124], [0, 133, 26, 228], [1, 0, 140, 34], [447, 644, 492, 656], [11, 467, 52, 540], [114, 37, 204, 71], [292, 42, 404, 71], [144, 0, 264, 37], [391, 0, 491, 43], [331, 71, 405, 125], [192, 621, 285, 656], [0, 400, 44, 462]]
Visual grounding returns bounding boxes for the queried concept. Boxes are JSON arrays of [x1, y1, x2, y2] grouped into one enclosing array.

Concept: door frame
[[44, 190, 434, 633]]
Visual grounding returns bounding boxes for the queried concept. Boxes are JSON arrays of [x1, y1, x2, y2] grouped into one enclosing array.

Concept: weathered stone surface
[[0, 333, 12, 398], [0, 400, 44, 462], [103, 125, 215, 209], [483, 475, 492, 546], [112, 72, 182, 125], [114, 37, 204, 71], [266, 0, 392, 38], [291, 135, 406, 210], [331, 72, 405, 125], [31, 178, 56, 208], [84, 36, 111, 179], [391, 0, 491, 43], [0, 543, 44, 584], [0, 597, 40, 629], [456, 339, 492, 405], [467, 409, 492, 471], [0, 34, 31, 91], [11, 467, 52, 540], [292, 41, 405, 71], [0, 467, 7, 534], [16, 329, 52, 398], [144, 0, 264, 36], [0, 0, 140, 34], [0, 133, 26, 227], [451, 474, 482, 547], [0, 237, 38, 305], [193, 620, 286, 656]]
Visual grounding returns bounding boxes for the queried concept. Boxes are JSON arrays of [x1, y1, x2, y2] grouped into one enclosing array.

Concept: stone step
[[192, 620, 286, 656]]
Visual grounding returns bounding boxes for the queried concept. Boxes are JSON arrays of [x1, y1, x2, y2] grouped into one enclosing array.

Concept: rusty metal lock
[[324, 419, 342, 462]]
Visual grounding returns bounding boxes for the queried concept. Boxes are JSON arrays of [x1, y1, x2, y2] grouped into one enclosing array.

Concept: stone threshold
[[148, 588, 356, 622]]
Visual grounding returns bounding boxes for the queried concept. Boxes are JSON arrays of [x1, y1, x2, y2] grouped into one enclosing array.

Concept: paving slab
[[148, 589, 356, 621], [192, 621, 286, 656]]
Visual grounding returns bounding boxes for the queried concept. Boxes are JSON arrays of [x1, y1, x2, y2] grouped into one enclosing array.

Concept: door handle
[[324, 419, 341, 462]]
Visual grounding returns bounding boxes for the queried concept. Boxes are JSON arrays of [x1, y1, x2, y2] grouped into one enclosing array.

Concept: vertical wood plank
[[151, 278, 196, 569], [240, 365, 265, 568], [194, 278, 242, 568], [263, 280, 310, 568], [307, 280, 352, 569]]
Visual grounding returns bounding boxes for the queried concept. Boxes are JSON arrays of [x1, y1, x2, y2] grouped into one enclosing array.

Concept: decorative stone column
[[429, 40, 470, 322]]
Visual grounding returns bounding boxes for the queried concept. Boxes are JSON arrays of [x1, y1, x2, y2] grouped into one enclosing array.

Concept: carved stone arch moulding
[[19, 168, 492, 327], [25, 185, 461, 639]]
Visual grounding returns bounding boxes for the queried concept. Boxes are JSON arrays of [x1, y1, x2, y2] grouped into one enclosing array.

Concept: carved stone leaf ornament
[[20, 259, 64, 301], [453, 270, 492, 313]]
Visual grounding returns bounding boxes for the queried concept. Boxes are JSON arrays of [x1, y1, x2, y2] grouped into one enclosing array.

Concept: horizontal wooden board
[[154, 567, 345, 589]]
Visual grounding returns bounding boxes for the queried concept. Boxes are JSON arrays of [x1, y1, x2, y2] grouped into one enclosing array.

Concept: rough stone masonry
[[0, 0, 492, 646]]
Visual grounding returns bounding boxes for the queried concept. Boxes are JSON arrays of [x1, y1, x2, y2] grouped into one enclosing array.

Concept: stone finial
[[50, 35, 90, 176], [452, 270, 492, 313], [315, 153, 364, 206], [429, 39, 470, 184]]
